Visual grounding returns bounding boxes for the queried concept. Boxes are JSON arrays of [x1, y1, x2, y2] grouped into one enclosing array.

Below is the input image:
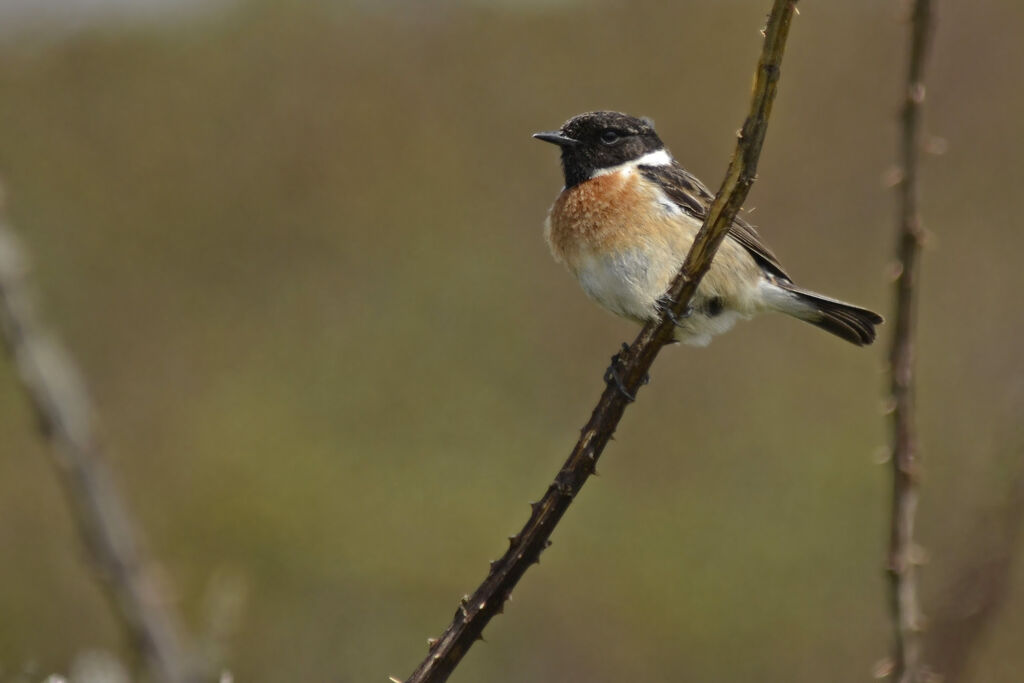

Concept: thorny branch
[[401, 2, 799, 682], [0, 199, 203, 683], [886, 1, 935, 681]]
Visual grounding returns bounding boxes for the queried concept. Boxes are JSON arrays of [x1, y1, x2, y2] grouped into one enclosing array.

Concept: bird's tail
[[767, 281, 884, 346]]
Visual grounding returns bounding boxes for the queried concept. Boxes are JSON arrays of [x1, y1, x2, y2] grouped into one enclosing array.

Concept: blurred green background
[[1, 0, 1022, 681]]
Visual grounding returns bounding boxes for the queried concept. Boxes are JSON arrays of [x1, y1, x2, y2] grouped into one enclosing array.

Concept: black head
[[534, 111, 666, 188]]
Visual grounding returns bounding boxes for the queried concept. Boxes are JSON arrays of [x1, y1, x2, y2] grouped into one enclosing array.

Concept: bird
[[535, 111, 883, 348]]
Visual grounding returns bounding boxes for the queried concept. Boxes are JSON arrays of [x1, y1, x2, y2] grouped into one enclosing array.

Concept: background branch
[[0, 199, 203, 683], [402, 2, 798, 682], [886, 1, 935, 681]]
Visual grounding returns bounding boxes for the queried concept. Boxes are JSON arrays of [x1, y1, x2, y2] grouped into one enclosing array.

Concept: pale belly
[[571, 244, 757, 346], [574, 248, 666, 322]]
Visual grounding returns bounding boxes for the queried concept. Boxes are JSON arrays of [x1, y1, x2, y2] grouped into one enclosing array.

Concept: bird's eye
[[599, 130, 621, 145]]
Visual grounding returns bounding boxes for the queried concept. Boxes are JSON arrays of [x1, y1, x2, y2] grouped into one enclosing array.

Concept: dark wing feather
[[639, 164, 791, 281]]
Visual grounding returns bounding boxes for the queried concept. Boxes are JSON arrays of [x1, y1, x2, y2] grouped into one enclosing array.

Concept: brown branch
[[401, 3, 798, 682], [0, 198, 204, 683], [886, 1, 935, 681]]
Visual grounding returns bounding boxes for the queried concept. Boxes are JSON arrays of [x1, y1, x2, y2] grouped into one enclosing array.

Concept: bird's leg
[[656, 294, 693, 329], [603, 343, 648, 402]]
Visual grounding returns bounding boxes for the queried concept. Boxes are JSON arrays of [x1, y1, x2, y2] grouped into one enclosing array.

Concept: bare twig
[[402, 3, 799, 682], [886, 1, 935, 681], [0, 199, 203, 683]]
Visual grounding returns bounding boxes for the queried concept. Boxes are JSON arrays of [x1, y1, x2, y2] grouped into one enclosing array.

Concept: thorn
[[544, 540, 553, 549], [389, 677, 403, 683], [427, 638, 438, 650], [887, 261, 904, 281], [908, 82, 926, 104], [529, 501, 542, 513], [872, 657, 895, 679], [880, 396, 897, 415], [881, 166, 904, 188], [508, 534, 520, 550], [478, 600, 486, 609], [872, 446, 892, 465], [793, 4, 800, 15]]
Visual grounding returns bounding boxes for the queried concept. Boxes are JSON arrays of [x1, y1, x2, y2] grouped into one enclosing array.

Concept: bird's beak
[[533, 131, 578, 147]]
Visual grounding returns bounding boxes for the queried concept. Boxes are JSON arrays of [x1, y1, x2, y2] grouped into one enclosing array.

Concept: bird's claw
[[656, 295, 693, 329], [603, 343, 649, 403]]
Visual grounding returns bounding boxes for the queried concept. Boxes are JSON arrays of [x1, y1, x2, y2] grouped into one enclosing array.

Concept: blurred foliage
[[0, 0, 1022, 681]]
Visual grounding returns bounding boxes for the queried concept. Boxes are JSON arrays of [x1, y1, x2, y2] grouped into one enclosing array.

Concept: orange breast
[[545, 171, 661, 270]]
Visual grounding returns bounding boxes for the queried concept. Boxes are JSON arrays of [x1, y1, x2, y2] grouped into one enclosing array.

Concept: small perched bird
[[535, 111, 883, 347]]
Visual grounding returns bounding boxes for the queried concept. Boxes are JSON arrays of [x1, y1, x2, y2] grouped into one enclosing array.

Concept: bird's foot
[[603, 343, 648, 403], [656, 295, 693, 329]]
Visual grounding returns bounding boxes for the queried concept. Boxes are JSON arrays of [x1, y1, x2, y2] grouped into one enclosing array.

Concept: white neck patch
[[590, 148, 673, 178]]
